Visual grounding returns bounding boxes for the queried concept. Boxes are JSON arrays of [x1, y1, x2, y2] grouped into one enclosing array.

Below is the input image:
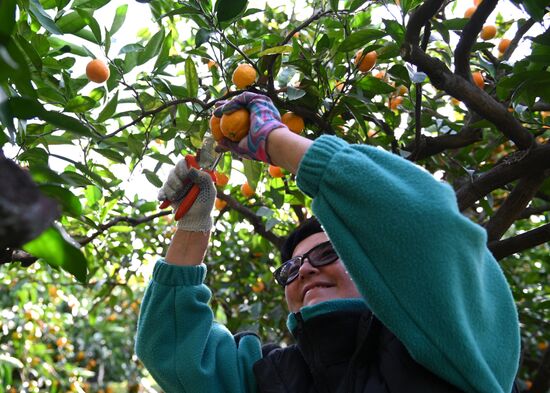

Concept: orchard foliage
[[1, 0, 549, 391]]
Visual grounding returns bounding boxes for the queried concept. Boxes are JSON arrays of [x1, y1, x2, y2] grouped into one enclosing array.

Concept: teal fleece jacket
[[135, 135, 520, 393]]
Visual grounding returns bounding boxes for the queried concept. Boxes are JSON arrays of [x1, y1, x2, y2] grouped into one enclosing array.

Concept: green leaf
[[23, 226, 88, 283], [76, 9, 102, 43], [2, 39, 35, 97], [48, 37, 94, 57], [383, 19, 405, 45], [521, 0, 547, 20], [185, 57, 199, 97], [97, 91, 118, 122], [338, 29, 385, 52], [138, 30, 164, 65], [243, 159, 262, 190], [72, 0, 110, 10], [195, 28, 213, 48], [143, 169, 162, 187], [65, 96, 97, 113], [29, 0, 62, 35], [14, 34, 42, 72], [156, 5, 201, 21], [85, 185, 102, 206], [442, 18, 469, 31], [7, 97, 93, 136], [96, 148, 126, 164], [0, 0, 16, 44], [119, 43, 144, 54], [348, 0, 368, 11], [39, 185, 83, 217], [356, 76, 395, 94], [154, 32, 173, 71], [127, 134, 143, 156], [215, 0, 248, 23], [110, 4, 128, 35], [257, 45, 293, 56], [56, 12, 87, 33]]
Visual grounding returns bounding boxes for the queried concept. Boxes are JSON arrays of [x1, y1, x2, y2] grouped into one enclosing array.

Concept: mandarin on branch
[[220, 108, 250, 142], [86, 59, 110, 83], [472, 71, 485, 89], [354, 50, 377, 73], [464, 6, 476, 18], [241, 182, 255, 198], [498, 38, 511, 54], [210, 114, 223, 142], [480, 25, 497, 41], [268, 165, 284, 178], [281, 112, 305, 134], [232, 63, 257, 89]]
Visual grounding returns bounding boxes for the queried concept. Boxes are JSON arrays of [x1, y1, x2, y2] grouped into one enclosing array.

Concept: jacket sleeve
[[135, 260, 261, 393], [296, 135, 520, 393]]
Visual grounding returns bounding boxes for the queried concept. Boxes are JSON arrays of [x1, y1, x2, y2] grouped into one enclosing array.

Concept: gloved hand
[[157, 159, 216, 232], [214, 92, 286, 163]]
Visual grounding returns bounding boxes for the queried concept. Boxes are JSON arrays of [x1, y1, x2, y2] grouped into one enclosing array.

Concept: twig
[[216, 192, 284, 250], [484, 172, 546, 241], [216, 27, 259, 73], [456, 144, 550, 210], [519, 203, 550, 219], [488, 222, 550, 260], [79, 210, 171, 245], [501, 18, 536, 62], [405, 125, 482, 161], [101, 98, 208, 140], [453, 0, 498, 80], [402, 46, 534, 150]]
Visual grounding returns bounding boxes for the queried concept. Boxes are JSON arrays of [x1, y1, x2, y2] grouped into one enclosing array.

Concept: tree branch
[[501, 18, 537, 62], [404, 0, 444, 47], [488, 223, 550, 260], [78, 210, 171, 246], [101, 98, 208, 140], [406, 125, 482, 161], [519, 203, 550, 219], [457, 144, 550, 210], [531, 346, 550, 393], [454, 0, 498, 79], [533, 101, 550, 112], [216, 193, 284, 250], [484, 172, 546, 242], [401, 45, 534, 149]]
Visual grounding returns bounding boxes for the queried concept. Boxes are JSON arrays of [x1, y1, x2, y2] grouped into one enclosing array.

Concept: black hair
[[280, 217, 324, 262]]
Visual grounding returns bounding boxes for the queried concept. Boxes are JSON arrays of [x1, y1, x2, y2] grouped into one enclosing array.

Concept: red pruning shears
[[159, 137, 222, 220]]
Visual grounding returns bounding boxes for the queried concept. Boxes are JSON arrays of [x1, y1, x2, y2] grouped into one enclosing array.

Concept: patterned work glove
[[214, 92, 285, 163], [157, 159, 216, 232]]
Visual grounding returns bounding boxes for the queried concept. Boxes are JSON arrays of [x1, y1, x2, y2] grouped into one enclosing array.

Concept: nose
[[298, 258, 319, 280]]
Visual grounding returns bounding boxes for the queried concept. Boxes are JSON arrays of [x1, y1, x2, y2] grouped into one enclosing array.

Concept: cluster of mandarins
[[352, 49, 407, 110], [208, 63, 307, 205], [462, 0, 513, 92]]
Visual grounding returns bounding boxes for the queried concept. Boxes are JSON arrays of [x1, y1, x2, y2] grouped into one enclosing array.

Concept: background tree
[[0, 0, 549, 392]]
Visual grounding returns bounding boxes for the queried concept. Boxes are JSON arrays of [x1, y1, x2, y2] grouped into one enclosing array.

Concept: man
[[135, 93, 520, 392]]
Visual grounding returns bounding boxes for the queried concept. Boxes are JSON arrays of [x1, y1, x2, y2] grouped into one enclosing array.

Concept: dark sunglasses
[[274, 241, 339, 286]]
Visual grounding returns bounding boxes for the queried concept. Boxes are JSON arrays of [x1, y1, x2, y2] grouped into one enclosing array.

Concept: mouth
[[302, 283, 333, 300]]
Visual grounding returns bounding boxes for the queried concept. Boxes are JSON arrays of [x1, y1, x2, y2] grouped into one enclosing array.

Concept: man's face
[[284, 232, 361, 313]]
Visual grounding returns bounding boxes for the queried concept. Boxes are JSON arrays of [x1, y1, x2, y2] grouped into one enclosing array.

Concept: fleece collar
[[286, 298, 368, 336]]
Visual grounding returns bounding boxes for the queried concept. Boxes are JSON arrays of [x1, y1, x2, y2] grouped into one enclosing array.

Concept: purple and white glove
[[214, 92, 286, 163]]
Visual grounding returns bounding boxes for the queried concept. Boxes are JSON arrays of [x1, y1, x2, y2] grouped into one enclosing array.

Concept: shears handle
[[174, 169, 217, 220], [159, 154, 200, 210]]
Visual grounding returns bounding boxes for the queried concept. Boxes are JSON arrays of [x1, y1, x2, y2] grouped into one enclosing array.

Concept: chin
[[302, 288, 334, 308]]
